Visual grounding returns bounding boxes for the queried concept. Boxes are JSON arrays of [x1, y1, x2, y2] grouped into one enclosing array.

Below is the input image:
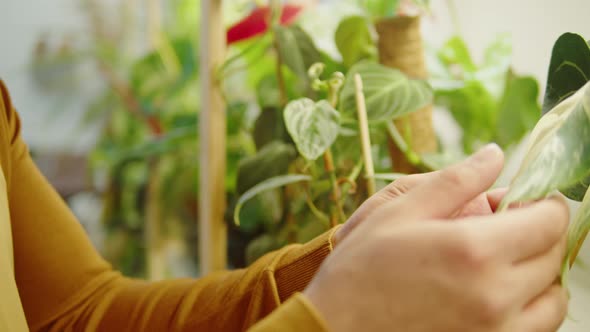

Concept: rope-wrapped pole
[[376, 16, 437, 173]]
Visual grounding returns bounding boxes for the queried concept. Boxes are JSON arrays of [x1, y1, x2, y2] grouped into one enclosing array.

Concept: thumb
[[393, 143, 504, 220]]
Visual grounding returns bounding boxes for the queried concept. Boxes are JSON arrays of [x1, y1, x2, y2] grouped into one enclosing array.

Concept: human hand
[[334, 144, 506, 246], [305, 144, 569, 332]]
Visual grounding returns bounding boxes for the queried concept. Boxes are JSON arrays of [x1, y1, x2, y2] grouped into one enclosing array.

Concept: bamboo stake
[[199, 0, 227, 274], [354, 74, 376, 196]]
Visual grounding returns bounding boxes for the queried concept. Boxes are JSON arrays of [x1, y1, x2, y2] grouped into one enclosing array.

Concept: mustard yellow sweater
[[0, 80, 332, 331]]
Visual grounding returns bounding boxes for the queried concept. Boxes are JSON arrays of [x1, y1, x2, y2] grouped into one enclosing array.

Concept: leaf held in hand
[[340, 61, 433, 122], [500, 82, 590, 209], [284, 98, 341, 160]]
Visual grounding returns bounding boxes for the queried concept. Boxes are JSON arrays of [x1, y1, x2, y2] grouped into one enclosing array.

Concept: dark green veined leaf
[[234, 174, 312, 226], [284, 98, 341, 160], [236, 141, 297, 194], [543, 33, 590, 114], [231, 189, 283, 234], [274, 25, 322, 82], [500, 82, 590, 209], [335, 16, 377, 68], [340, 61, 433, 122], [253, 107, 290, 149], [495, 76, 541, 147]]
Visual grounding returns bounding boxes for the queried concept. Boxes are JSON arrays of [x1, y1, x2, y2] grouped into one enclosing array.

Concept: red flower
[[226, 4, 303, 45]]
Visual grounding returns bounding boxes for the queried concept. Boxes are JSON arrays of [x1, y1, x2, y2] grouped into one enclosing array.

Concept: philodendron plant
[[498, 33, 590, 284]]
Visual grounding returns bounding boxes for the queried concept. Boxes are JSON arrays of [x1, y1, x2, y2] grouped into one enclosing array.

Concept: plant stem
[[569, 231, 589, 268], [354, 74, 376, 196], [386, 121, 429, 170], [324, 151, 345, 227]]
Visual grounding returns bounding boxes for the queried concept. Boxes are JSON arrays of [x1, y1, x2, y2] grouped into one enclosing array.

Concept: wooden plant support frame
[[199, 0, 227, 274], [376, 16, 438, 173]]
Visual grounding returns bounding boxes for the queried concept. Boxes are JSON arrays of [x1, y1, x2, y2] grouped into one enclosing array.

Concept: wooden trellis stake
[[199, 0, 227, 274]]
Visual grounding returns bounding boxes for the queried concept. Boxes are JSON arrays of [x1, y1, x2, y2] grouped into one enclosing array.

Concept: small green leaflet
[[543, 33, 590, 114], [234, 174, 312, 226], [499, 82, 590, 210], [340, 61, 433, 122], [335, 16, 376, 68], [284, 98, 341, 161]]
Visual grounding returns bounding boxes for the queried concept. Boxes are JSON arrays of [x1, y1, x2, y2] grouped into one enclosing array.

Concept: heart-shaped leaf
[[339, 61, 433, 122], [284, 98, 341, 160], [500, 82, 590, 210], [543, 33, 590, 114]]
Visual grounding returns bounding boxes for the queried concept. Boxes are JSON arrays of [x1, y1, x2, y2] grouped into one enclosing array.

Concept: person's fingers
[[486, 187, 508, 212], [470, 196, 569, 263], [509, 234, 566, 308], [391, 143, 505, 220], [512, 285, 568, 332], [337, 172, 437, 245]]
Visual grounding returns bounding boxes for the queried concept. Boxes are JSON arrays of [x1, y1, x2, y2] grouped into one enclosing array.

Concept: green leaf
[[234, 174, 312, 226], [438, 36, 477, 73], [435, 81, 496, 153], [236, 141, 297, 194], [543, 33, 590, 114], [284, 98, 341, 160], [335, 16, 377, 68], [500, 82, 590, 208], [253, 107, 290, 149], [274, 25, 322, 82], [564, 187, 590, 282], [365, 0, 400, 18], [495, 76, 541, 147], [340, 61, 433, 122]]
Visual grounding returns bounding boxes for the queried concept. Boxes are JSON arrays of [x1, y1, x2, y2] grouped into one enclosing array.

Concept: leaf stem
[[354, 74, 376, 196], [386, 122, 422, 167]]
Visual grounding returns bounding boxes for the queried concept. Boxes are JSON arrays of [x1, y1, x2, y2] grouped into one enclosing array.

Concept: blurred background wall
[[1, 1, 590, 330]]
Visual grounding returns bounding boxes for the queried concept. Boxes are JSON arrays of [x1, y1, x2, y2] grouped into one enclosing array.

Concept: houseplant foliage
[[32, 0, 542, 271], [226, 1, 541, 264], [497, 33, 590, 281]]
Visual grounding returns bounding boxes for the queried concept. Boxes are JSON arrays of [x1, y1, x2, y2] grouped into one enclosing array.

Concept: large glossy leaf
[[340, 61, 433, 122], [500, 82, 590, 209], [543, 33, 590, 114], [274, 25, 322, 82], [284, 98, 341, 160], [236, 141, 296, 194], [234, 174, 312, 226], [335, 16, 376, 68]]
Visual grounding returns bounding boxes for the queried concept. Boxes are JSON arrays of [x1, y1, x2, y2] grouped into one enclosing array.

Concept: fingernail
[[468, 143, 502, 164]]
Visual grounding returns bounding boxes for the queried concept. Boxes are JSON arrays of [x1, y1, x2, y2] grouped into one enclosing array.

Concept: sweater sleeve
[[0, 80, 333, 332]]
